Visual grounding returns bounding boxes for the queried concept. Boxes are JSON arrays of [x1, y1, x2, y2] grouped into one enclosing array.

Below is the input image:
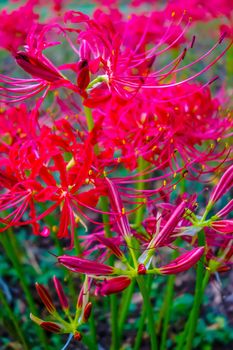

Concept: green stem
[[100, 195, 119, 350], [134, 156, 147, 227], [118, 279, 136, 341], [88, 305, 98, 350], [159, 247, 179, 350], [226, 45, 233, 87], [0, 288, 29, 350], [136, 276, 158, 350], [84, 105, 94, 131], [0, 230, 48, 348], [160, 274, 176, 350], [176, 231, 209, 350], [133, 275, 153, 350], [184, 230, 206, 350], [134, 303, 147, 350]]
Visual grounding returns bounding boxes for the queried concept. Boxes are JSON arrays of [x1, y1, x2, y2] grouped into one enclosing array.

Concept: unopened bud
[[83, 302, 92, 322], [74, 331, 82, 341], [137, 264, 147, 275]]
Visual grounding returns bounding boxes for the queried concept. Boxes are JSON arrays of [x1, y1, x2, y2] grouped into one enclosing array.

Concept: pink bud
[[153, 201, 187, 248], [95, 277, 131, 296], [58, 256, 114, 276], [159, 247, 205, 274], [15, 51, 64, 82], [209, 165, 233, 204], [211, 220, 233, 233], [137, 264, 147, 275], [216, 199, 233, 218]]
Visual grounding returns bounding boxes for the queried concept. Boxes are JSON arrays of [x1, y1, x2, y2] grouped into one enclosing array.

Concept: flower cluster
[[31, 276, 91, 340]]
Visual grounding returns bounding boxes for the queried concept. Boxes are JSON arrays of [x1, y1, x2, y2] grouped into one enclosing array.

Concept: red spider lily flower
[[0, 115, 104, 245], [64, 9, 232, 104], [0, 4, 40, 53], [58, 256, 115, 276], [53, 276, 69, 311], [35, 282, 56, 314], [88, 81, 231, 176], [210, 220, 233, 234], [208, 164, 233, 205], [95, 276, 131, 296], [159, 247, 205, 274]]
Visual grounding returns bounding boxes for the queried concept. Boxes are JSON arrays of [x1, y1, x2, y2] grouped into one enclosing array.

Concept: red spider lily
[[64, 9, 232, 103], [0, 3, 40, 53], [0, 114, 104, 245], [1, 6, 230, 107], [159, 247, 205, 274], [90, 82, 231, 175], [95, 276, 131, 296]]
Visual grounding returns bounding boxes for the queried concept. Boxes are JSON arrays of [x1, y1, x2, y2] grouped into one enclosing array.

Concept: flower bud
[[159, 247, 204, 274], [53, 276, 69, 311], [74, 331, 82, 341], [58, 256, 114, 276], [41, 321, 63, 333], [15, 51, 64, 82], [209, 165, 233, 205], [35, 282, 56, 314], [95, 277, 131, 296], [137, 264, 147, 275], [83, 302, 92, 322], [211, 220, 233, 233], [152, 201, 187, 248], [216, 199, 233, 218]]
